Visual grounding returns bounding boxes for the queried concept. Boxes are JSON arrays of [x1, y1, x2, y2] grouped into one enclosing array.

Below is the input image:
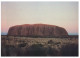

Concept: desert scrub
[[25, 44, 47, 56], [48, 40, 61, 46], [1, 46, 7, 56], [60, 43, 78, 56], [18, 43, 27, 47], [46, 46, 59, 56], [55, 42, 61, 45], [1, 45, 17, 56], [48, 40, 54, 44], [25, 44, 60, 56]]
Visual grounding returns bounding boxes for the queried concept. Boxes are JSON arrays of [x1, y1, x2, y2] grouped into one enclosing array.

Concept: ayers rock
[[8, 24, 68, 37]]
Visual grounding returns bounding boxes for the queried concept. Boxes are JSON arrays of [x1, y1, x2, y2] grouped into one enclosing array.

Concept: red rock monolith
[[8, 24, 68, 37]]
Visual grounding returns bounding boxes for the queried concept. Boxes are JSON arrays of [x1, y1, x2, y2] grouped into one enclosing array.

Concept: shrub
[[48, 40, 54, 44], [25, 44, 59, 56], [55, 42, 61, 45], [1, 46, 7, 56], [25, 44, 47, 56], [18, 43, 27, 47], [60, 44, 78, 56], [1, 45, 17, 56], [16, 47, 26, 56], [47, 46, 58, 56]]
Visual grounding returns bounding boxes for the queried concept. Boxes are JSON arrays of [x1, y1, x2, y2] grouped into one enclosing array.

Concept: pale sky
[[1, 2, 78, 35]]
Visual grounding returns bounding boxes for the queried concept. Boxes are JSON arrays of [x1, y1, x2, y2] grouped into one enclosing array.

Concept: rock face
[[8, 24, 68, 37]]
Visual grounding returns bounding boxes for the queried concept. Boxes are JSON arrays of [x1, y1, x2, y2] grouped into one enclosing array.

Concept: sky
[[1, 2, 78, 35]]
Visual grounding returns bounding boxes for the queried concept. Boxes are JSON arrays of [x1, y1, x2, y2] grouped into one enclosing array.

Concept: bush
[[47, 46, 58, 56], [1, 45, 17, 56], [16, 47, 26, 56], [60, 44, 78, 56], [48, 40, 54, 44], [25, 44, 47, 56], [25, 44, 59, 56], [18, 43, 27, 47], [55, 42, 61, 45], [1, 46, 7, 56]]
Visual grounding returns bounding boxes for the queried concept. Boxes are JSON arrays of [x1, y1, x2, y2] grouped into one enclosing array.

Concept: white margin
[[0, 0, 79, 58]]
